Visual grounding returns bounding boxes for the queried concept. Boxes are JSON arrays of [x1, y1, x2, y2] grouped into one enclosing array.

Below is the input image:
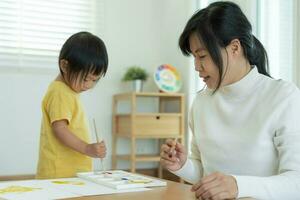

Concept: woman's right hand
[[85, 141, 107, 158], [160, 139, 187, 171]]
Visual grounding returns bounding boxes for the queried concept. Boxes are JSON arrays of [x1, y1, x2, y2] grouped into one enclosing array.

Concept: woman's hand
[[191, 172, 238, 200], [160, 139, 187, 171], [85, 141, 107, 158]]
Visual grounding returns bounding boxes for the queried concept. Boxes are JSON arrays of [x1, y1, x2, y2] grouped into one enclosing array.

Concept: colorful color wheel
[[154, 64, 182, 93]]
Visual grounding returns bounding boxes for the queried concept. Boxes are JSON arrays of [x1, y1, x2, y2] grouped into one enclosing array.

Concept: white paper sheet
[[0, 180, 79, 200], [0, 178, 150, 200]]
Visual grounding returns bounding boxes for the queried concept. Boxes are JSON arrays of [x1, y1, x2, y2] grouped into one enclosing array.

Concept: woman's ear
[[59, 59, 69, 74], [229, 39, 241, 56]]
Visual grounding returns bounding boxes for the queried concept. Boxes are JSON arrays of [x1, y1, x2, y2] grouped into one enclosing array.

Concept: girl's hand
[[85, 141, 106, 158], [160, 139, 187, 171], [191, 172, 238, 200]]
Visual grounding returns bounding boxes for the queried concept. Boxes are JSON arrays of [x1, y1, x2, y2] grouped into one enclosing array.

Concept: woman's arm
[[170, 108, 204, 184]]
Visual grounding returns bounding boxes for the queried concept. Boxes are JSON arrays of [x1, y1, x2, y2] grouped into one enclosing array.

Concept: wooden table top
[[66, 180, 254, 200]]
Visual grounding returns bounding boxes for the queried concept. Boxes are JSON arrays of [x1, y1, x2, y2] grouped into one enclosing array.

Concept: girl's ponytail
[[248, 35, 271, 77]]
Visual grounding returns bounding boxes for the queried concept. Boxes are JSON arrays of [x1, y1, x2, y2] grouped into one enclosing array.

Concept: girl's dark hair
[[59, 31, 108, 83], [179, 1, 270, 91]]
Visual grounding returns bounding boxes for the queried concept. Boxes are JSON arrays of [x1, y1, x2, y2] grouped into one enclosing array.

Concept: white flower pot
[[132, 80, 143, 92]]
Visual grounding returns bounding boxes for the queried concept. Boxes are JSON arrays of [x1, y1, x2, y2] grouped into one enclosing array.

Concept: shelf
[[112, 91, 185, 179], [113, 133, 183, 139], [114, 113, 182, 117], [116, 154, 161, 162], [134, 92, 184, 97], [114, 92, 184, 100]]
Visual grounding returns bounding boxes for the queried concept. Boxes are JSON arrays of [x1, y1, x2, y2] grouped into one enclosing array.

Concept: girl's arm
[[52, 119, 106, 158]]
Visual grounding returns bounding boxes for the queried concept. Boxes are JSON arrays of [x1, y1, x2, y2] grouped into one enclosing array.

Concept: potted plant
[[122, 66, 148, 92]]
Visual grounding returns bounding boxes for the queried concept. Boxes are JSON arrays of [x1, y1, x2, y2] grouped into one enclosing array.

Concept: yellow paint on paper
[[52, 180, 85, 185], [128, 179, 152, 184], [0, 186, 42, 194]]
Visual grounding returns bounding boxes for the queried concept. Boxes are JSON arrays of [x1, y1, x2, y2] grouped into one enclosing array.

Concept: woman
[[160, 2, 300, 200]]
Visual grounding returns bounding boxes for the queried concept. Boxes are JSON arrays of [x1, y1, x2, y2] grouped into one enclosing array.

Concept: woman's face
[[189, 33, 238, 89], [189, 33, 221, 89]]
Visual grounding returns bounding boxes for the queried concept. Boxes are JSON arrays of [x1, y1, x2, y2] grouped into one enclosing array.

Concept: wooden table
[[67, 180, 254, 200], [0, 176, 254, 200]]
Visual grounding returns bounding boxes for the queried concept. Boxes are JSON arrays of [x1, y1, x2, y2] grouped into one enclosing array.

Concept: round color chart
[[154, 64, 182, 93]]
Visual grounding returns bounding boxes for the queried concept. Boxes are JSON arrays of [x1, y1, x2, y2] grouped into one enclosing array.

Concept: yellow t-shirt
[[36, 81, 92, 179]]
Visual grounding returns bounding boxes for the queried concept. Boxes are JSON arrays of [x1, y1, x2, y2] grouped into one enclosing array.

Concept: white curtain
[[293, 0, 300, 87], [259, 0, 298, 83]]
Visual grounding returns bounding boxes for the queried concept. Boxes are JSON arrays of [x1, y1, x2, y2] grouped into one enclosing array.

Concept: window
[[0, 0, 103, 70], [259, 0, 295, 81]]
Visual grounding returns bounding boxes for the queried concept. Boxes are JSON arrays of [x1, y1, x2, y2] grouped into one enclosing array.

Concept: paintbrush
[[168, 138, 178, 158], [93, 118, 105, 172]]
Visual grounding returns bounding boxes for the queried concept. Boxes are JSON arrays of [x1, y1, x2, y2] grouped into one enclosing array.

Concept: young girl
[[160, 2, 300, 200], [36, 32, 108, 179]]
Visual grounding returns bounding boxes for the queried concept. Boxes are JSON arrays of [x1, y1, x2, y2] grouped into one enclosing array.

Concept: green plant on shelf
[[122, 66, 148, 81]]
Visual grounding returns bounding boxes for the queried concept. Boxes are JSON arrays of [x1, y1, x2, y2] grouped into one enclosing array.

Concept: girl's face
[[59, 60, 101, 93], [69, 73, 101, 93]]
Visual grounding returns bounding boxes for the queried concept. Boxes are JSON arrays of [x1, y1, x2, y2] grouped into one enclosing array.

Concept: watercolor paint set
[[77, 170, 167, 190]]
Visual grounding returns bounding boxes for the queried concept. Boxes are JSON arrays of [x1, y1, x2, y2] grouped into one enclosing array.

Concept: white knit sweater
[[172, 67, 300, 199]]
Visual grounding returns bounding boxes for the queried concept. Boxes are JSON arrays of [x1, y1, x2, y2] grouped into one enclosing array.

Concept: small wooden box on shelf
[[112, 92, 185, 179]]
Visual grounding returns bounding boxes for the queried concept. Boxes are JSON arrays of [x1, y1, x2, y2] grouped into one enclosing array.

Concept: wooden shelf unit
[[112, 92, 185, 179]]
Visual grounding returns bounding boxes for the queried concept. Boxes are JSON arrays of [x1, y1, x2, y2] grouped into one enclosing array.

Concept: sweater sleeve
[[170, 106, 203, 184], [234, 86, 300, 199]]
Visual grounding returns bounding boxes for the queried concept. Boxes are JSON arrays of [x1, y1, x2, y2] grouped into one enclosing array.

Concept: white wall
[[0, 69, 58, 175], [0, 0, 191, 176]]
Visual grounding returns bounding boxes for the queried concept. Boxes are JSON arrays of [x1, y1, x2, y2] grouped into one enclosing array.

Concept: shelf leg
[[130, 137, 136, 173], [112, 135, 117, 170], [158, 139, 163, 178]]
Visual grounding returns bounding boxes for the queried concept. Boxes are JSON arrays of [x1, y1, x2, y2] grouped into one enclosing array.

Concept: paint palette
[[77, 170, 166, 190]]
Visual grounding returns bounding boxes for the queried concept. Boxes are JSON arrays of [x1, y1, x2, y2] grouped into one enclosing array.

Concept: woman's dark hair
[[59, 31, 108, 83], [179, 1, 270, 91]]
